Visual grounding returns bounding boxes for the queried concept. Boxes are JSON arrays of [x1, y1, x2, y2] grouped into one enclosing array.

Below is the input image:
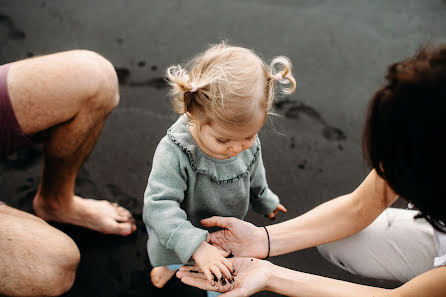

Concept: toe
[[108, 221, 136, 236], [111, 202, 133, 218], [115, 209, 134, 224], [117, 206, 132, 218]]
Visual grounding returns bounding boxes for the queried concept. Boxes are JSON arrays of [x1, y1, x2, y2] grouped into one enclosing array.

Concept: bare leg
[[150, 266, 177, 288], [7, 50, 136, 235], [0, 205, 80, 297]]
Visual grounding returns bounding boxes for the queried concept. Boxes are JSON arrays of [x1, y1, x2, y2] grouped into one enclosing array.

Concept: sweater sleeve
[[249, 148, 280, 215], [143, 137, 208, 264]]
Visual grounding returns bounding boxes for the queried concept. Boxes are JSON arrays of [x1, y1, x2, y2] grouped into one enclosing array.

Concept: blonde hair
[[166, 41, 296, 127]]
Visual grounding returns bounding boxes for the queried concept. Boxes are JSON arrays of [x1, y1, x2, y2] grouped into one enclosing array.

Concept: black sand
[[1, 1, 445, 296]]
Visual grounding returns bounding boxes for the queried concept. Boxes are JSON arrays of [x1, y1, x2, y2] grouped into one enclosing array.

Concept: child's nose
[[229, 143, 243, 155]]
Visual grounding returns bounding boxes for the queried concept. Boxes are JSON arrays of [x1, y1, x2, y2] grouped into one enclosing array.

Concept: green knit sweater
[[143, 116, 279, 267]]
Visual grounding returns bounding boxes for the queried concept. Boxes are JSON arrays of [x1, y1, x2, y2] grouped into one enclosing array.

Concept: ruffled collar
[[167, 116, 260, 184]]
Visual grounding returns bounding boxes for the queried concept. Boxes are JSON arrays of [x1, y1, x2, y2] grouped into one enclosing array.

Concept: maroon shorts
[[0, 63, 33, 158]]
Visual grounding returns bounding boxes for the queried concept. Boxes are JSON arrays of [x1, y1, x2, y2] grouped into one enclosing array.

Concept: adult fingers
[[179, 275, 215, 291], [176, 270, 207, 280], [201, 216, 234, 228], [178, 265, 202, 273]]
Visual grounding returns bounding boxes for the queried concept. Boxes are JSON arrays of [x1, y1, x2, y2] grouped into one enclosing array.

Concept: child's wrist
[[192, 240, 208, 259]]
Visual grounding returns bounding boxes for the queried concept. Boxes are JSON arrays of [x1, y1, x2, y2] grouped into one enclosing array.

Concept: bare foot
[[151, 266, 176, 288], [33, 195, 136, 236]]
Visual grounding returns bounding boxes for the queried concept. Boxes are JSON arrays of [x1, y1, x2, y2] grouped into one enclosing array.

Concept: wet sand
[[1, 1, 445, 296]]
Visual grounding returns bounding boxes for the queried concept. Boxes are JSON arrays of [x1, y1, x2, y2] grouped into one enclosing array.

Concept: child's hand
[[266, 203, 287, 220], [192, 241, 234, 286]]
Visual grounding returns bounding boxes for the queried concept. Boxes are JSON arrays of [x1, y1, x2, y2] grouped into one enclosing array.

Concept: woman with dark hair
[[176, 44, 446, 296]]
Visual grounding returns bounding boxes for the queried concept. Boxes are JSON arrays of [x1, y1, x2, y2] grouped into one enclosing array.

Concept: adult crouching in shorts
[[0, 50, 136, 297]]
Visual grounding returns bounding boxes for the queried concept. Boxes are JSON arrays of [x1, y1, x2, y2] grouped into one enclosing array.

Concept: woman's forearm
[[266, 170, 397, 256], [266, 194, 366, 256], [265, 262, 389, 297]]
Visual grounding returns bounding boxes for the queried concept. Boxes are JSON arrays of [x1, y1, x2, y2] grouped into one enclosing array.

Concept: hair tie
[[190, 83, 198, 93], [263, 226, 270, 259], [273, 72, 283, 81]]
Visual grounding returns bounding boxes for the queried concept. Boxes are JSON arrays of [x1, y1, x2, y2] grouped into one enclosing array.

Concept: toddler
[[143, 42, 296, 295]]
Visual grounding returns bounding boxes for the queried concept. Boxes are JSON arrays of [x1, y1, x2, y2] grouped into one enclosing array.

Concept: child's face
[[190, 118, 263, 160]]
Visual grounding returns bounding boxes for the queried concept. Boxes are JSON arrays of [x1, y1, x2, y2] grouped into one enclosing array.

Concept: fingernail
[[229, 278, 234, 284], [212, 273, 218, 282]]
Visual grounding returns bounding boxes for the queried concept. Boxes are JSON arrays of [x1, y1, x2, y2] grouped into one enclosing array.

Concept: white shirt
[[433, 229, 446, 267]]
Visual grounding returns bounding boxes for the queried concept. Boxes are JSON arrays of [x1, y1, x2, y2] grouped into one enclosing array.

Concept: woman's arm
[[268, 169, 398, 256], [177, 258, 389, 297], [265, 261, 388, 297], [268, 265, 446, 297], [177, 257, 446, 297], [204, 170, 398, 257]]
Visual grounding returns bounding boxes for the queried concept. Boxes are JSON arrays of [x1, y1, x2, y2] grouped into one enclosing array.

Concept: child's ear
[[187, 111, 206, 125], [186, 111, 195, 120], [186, 112, 201, 129], [186, 112, 197, 124]]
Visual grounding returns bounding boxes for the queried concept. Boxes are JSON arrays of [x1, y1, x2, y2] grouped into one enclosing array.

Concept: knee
[[0, 229, 80, 297], [0, 208, 80, 296], [30, 225, 80, 296], [44, 235, 80, 296], [68, 50, 120, 114]]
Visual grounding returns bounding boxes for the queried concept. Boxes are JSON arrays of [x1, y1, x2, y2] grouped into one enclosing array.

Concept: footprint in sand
[[0, 14, 26, 40], [273, 97, 346, 144]]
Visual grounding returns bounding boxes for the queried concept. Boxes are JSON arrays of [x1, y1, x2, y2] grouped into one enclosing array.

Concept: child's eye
[[216, 139, 229, 144], [246, 134, 256, 141]]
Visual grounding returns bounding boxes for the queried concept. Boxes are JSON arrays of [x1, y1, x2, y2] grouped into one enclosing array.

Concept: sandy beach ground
[[1, 1, 445, 296]]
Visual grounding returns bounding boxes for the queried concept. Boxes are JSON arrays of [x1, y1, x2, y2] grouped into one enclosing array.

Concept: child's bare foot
[[33, 194, 136, 236], [151, 266, 176, 288]]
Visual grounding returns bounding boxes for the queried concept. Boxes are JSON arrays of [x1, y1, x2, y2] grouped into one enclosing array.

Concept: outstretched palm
[[177, 257, 270, 297], [201, 216, 268, 258]]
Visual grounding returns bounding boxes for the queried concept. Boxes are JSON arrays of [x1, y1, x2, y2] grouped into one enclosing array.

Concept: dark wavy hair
[[362, 44, 446, 233]]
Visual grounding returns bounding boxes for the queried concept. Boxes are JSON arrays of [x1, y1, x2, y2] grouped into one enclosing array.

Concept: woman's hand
[[201, 216, 269, 258], [267, 203, 287, 220], [192, 241, 234, 286], [177, 257, 271, 297]]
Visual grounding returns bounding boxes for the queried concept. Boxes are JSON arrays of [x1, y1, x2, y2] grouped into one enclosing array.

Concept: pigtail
[[270, 56, 296, 94], [166, 65, 199, 114], [166, 42, 298, 127]]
